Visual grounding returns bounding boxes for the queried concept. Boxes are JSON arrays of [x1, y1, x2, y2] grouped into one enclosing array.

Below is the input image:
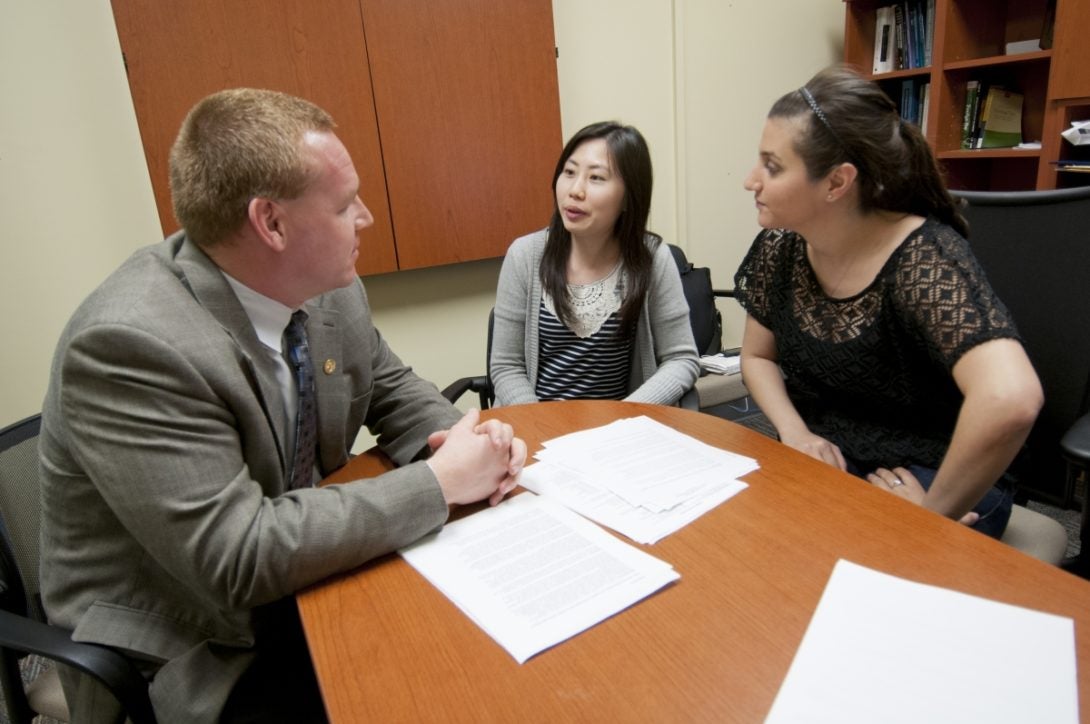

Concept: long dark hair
[[769, 65, 968, 237], [541, 121, 657, 335]]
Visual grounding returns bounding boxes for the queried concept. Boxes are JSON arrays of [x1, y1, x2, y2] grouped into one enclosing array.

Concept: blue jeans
[[845, 461, 1013, 540]]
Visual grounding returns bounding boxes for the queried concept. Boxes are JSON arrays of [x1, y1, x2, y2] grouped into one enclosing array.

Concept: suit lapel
[[304, 304, 349, 475], [171, 235, 290, 472]]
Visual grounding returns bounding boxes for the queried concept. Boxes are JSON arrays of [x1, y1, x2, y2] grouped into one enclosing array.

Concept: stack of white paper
[[700, 353, 741, 375], [521, 415, 757, 544], [767, 560, 1079, 723], [400, 492, 679, 663]]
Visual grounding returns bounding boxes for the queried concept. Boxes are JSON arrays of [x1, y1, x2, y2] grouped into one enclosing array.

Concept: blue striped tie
[[284, 310, 317, 489]]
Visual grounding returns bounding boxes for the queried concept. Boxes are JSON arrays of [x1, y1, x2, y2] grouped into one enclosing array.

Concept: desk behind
[[299, 401, 1090, 722]]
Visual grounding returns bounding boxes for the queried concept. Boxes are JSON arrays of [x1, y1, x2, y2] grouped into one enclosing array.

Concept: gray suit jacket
[[39, 232, 461, 722]]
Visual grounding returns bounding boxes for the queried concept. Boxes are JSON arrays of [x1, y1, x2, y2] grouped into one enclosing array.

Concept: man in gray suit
[[39, 88, 526, 723]]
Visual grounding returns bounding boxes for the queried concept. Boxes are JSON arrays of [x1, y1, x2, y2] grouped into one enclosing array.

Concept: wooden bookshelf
[[844, 0, 1090, 191]]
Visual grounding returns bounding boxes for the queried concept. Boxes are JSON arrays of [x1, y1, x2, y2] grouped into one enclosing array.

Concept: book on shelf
[[973, 84, 997, 148], [977, 87, 1024, 148], [1051, 159, 1090, 173], [874, 2, 934, 73], [899, 78, 929, 128], [1005, 38, 1041, 55], [909, 0, 923, 68], [1041, 0, 1057, 50], [924, 0, 935, 66], [900, 79, 918, 125], [961, 80, 981, 150], [873, 5, 895, 74], [893, 4, 907, 70], [919, 81, 931, 136]]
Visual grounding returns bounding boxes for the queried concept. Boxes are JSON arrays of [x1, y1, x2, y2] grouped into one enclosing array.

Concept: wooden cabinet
[[844, 0, 1090, 191], [111, 0, 561, 274]]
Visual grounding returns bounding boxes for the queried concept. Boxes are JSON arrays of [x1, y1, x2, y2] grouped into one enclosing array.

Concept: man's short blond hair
[[169, 88, 335, 247]]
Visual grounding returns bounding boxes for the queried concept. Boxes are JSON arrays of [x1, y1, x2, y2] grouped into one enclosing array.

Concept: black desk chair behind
[[952, 186, 1090, 572], [0, 414, 157, 724]]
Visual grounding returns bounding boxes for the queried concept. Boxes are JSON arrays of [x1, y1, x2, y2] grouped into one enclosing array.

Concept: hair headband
[[799, 87, 848, 149], [799, 86, 865, 173]]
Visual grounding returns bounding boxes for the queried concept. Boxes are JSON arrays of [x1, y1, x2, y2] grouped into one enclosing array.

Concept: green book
[[978, 88, 1024, 148], [961, 80, 980, 150]]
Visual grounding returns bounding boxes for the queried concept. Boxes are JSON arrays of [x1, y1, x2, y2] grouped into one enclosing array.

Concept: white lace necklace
[[543, 261, 626, 338]]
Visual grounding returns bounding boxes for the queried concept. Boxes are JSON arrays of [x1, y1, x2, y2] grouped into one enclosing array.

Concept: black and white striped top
[[534, 300, 632, 400]]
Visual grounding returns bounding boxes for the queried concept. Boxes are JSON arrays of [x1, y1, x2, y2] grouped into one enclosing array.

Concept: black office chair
[[666, 244, 736, 357], [952, 186, 1090, 572], [441, 244, 746, 411], [441, 309, 497, 409], [0, 414, 157, 724]]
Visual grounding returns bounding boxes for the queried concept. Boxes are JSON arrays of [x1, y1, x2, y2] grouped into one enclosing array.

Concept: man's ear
[[825, 162, 858, 202], [247, 197, 287, 252]]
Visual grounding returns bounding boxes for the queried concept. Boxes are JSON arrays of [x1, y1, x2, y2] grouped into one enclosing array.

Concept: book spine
[[873, 6, 895, 74], [974, 85, 998, 149], [925, 0, 935, 66], [961, 80, 980, 150], [893, 4, 906, 70], [913, 0, 925, 68], [904, 1, 914, 68], [919, 81, 931, 135], [903, 2, 916, 68], [971, 81, 989, 149]]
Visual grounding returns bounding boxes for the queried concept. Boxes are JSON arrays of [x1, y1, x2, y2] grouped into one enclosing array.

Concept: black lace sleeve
[[892, 222, 1021, 370], [734, 228, 793, 330]]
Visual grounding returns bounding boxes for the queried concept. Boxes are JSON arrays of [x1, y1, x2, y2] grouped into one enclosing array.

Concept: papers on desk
[[399, 492, 678, 664], [400, 416, 752, 663], [767, 560, 1079, 724], [522, 415, 756, 544]]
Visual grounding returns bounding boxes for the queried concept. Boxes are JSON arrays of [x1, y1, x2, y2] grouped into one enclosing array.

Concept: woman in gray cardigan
[[491, 122, 699, 406]]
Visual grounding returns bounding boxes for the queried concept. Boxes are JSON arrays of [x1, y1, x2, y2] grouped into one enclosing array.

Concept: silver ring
[[890, 477, 904, 487]]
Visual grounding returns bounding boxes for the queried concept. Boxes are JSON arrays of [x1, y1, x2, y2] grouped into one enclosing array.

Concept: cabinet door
[[111, 0, 398, 274], [360, 0, 562, 270], [1049, 0, 1090, 100]]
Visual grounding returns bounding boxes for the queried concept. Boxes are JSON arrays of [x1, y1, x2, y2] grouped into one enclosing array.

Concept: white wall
[[1, 0, 843, 430]]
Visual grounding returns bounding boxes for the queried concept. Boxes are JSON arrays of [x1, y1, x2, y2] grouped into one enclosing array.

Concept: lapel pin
[[323, 359, 337, 375]]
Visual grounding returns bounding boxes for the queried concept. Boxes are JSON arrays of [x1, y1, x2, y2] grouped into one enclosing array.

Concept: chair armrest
[[0, 610, 156, 724], [712, 288, 736, 299], [441, 376, 493, 409], [1061, 412, 1090, 467]]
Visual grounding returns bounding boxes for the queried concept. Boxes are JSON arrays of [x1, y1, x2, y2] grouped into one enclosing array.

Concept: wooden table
[[298, 401, 1090, 722]]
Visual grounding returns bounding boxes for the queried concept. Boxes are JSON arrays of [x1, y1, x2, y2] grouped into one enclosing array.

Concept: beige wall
[[1, 1, 162, 422], [675, 2, 845, 344], [554, 0, 678, 242], [0, 0, 843, 430]]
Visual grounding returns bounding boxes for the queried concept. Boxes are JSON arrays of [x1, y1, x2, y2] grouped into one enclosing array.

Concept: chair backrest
[[0, 415, 44, 623], [480, 308, 496, 408], [953, 186, 1090, 504], [668, 244, 723, 356]]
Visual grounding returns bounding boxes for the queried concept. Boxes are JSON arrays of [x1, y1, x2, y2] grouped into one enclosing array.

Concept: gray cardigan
[[491, 229, 700, 406]]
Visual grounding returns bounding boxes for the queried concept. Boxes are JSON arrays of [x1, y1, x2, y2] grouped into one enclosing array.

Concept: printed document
[[767, 559, 1078, 723], [400, 492, 678, 663], [523, 415, 756, 542]]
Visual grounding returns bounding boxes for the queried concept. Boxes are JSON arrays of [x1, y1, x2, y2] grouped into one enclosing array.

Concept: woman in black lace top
[[734, 66, 1043, 538]]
